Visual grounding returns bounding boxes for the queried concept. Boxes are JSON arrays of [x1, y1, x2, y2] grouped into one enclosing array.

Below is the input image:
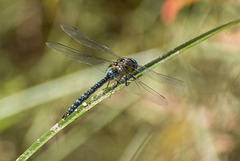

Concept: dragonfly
[[46, 24, 187, 119]]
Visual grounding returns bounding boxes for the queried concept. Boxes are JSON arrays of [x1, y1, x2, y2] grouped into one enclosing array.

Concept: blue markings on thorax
[[107, 69, 117, 81], [108, 70, 114, 76]]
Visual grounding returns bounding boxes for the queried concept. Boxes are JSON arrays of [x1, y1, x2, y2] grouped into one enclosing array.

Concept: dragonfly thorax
[[118, 57, 138, 71], [107, 68, 119, 80], [110, 57, 138, 71], [107, 57, 138, 81]]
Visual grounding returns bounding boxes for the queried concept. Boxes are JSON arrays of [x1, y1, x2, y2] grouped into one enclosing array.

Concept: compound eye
[[130, 58, 136, 64]]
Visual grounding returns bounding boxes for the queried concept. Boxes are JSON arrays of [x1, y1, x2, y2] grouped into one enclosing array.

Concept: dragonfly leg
[[107, 76, 124, 98], [124, 72, 137, 86], [104, 80, 116, 93], [124, 76, 128, 86], [131, 75, 137, 80], [115, 75, 124, 85], [103, 81, 111, 96], [106, 81, 110, 88], [107, 81, 115, 98]]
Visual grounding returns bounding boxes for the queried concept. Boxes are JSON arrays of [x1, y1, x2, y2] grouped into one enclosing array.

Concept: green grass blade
[[144, 18, 240, 70], [16, 18, 240, 161]]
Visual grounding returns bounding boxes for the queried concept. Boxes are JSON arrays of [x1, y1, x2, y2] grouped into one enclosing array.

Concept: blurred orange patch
[[161, 0, 198, 24]]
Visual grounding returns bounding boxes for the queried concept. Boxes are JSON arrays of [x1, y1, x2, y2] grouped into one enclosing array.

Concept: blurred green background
[[1, 0, 240, 161]]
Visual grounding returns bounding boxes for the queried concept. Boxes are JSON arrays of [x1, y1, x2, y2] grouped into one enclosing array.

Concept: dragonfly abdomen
[[62, 75, 110, 119]]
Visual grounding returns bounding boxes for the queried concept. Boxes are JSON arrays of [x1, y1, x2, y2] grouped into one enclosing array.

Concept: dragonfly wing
[[126, 78, 168, 106], [136, 65, 187, 89], [46, 42, 112, 71], [60, 24, 120, 58]]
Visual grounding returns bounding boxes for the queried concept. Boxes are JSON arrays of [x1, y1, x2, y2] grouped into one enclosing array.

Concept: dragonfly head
[[127, 58, 138, 70]]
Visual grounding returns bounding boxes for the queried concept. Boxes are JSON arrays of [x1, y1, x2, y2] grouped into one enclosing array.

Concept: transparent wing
[[60, 24, 120, 58], [46, 42, 112, 71], [122, 64, 187, 106], [136, 65, 187, 89], [126, 78, 168, 106]]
